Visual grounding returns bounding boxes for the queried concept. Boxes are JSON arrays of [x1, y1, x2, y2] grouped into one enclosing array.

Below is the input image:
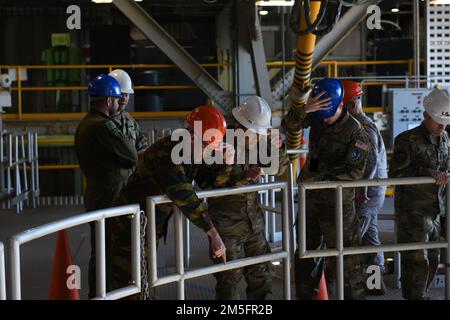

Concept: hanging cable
[[312, 0, 344, 36], [290, 0, 328, 36]]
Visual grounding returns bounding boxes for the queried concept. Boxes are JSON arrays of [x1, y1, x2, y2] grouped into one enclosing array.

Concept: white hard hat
[[232, 96, 272, 135], [108, 69, 134, 94], [423, 87, 450, 125]]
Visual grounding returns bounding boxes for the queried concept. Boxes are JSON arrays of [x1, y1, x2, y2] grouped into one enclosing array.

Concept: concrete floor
[[0, 197, 445, 300]]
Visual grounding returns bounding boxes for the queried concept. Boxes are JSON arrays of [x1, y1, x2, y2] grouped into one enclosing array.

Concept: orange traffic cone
[[49, 230, 80, 300], [312, 272, 329, 300], [299, 136, 307, 169]]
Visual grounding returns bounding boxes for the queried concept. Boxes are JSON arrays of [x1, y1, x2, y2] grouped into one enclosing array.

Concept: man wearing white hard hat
[[390, 87, 450, 300], [109, 69, 149, 155], [200, 96, 289, 300]]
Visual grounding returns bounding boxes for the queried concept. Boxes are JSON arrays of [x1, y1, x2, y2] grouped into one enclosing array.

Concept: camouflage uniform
[[390, 122, 448, 300], [201, 137, 289, 300], [282, 107, 369, 300], [108, 135, 216, 292], [115, 111, 149, 153], [354, 113, 387, 270], [75, 108, 138, 298]]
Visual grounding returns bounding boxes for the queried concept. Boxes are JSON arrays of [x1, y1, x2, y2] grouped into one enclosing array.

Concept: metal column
[[0, 242, 5, 300], [175, 208, 185, 300], [282, 185, 291, 300], [446, 180, 450, 300], [335, 186, 344, 300], [96, 219, 107, 298], [246, 1, 273, 106], [235, 0, 272, 106], [413, 0, 420, 88]]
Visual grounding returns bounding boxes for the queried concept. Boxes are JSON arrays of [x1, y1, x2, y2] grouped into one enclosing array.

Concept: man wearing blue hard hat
[[75, 74, 138, 298], [282, 77, 371, 300]]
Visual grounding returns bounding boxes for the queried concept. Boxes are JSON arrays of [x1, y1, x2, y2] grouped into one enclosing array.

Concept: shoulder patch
[[105, 120, 116, 131], [105, 120, 123, 138], [350, 149, 363, 164], [355, 140, 369, 152]]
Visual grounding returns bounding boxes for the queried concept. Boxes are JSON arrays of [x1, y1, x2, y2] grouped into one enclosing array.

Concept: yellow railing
[[3, 111, 190, 121], [0, 60, 415, 177], [0, 60, 416, 121], [267, 59, 415, 79]]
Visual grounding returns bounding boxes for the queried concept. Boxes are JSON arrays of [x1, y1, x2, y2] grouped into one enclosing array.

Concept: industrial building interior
[[0, 0, 449, 301]]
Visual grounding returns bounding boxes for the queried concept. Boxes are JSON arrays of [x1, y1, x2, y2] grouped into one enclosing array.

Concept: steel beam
[[246, 1, 274, 106], [112, 0, 234, 114], [311, 0, 382, 69]]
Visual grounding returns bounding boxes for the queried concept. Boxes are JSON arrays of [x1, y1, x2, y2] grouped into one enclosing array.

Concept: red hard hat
[[341, 80, 364, 104], [186, 105, 227, 145]]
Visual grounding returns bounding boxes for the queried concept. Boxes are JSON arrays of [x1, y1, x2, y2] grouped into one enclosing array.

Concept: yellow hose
[[287, 1, 321, 175]]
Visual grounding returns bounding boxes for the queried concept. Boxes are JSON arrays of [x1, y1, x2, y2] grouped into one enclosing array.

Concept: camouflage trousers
[[294, 189, 366, 300], [211, 229, 272, 300], [397, 213, 441, 300], [357, 193, 386, 269]]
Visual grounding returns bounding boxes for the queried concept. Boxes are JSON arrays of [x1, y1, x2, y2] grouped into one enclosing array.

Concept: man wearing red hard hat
[[106, 105, 231, 299], [342, 80, 388, 295]]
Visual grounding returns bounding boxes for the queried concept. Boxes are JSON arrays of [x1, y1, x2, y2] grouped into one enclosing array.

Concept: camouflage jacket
[[390, 122, 449, 217], [75, 108, 138, 211], [115, 111, 149, 152], [116, 135, 214, 240], [354, 113, 388, 199], [281, 106, 370, 183], [201, 135, 289, 235]]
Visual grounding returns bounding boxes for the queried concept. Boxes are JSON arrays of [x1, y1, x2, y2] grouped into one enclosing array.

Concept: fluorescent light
[[271, 261, 281, 266], [386, 258, 394, 262], [256, 1, 294, 6], [259, 10, 269, 15], [431, 0, 450, 4], [391, 8, 400, 12]]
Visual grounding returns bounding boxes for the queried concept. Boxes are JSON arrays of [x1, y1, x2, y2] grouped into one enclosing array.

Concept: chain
[[139, 210, 151, 300]]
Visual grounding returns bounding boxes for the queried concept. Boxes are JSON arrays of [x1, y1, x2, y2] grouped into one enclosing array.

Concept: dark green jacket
[[75, 108, 138, 211]]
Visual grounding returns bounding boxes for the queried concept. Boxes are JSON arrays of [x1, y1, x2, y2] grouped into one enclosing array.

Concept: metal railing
[[2, 173, 449, 300], [0, 242, 5, 300], [1, 59, 417, 121], [8, 204, 141, 300], [146, 182, 292, 300], [0, 132, 39, 213], [298, 176, 450, 300]]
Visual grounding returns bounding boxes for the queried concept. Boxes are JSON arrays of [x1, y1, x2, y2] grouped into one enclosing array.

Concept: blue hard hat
[[310, 78, 344, 120], [87, 74, 122, 98]]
